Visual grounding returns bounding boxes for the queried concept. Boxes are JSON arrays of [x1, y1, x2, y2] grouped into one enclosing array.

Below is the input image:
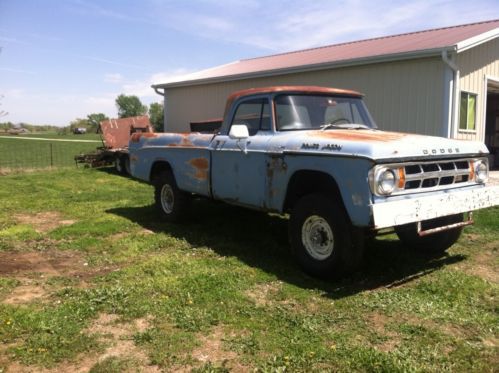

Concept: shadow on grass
[[107, 199, 465, 299]]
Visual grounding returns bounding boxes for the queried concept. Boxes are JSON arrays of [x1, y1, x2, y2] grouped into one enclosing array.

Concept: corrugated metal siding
[[165, 57, 445, 136], [457, 38, 499, 141]]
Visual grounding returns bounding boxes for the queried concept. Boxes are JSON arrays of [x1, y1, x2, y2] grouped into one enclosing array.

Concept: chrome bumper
[[371, 185, 499, 229]]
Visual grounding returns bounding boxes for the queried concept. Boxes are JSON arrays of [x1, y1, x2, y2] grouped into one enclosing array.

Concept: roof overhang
[[152, 25, 499, 91], [153, 47, 455, 90], [456, 27, 499, 52]]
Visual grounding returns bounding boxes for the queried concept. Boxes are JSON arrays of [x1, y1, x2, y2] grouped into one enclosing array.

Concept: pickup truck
[[129, 86, 499, 279]]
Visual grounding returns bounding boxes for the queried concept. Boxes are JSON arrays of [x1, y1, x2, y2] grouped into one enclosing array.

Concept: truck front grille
[[402, 159, 472, 191]]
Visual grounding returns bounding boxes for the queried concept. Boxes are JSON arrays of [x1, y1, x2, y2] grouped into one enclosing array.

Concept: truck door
[[210, 97, 272, 208]]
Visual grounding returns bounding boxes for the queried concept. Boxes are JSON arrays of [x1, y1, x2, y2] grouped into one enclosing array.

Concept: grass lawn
[[0, 168, 497, 372], [20, 132, 102, 141], [0, 134, 102, 170]]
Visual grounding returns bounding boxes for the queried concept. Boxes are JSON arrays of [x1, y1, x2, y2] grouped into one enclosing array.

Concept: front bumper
[[371, 185, 499, 229]]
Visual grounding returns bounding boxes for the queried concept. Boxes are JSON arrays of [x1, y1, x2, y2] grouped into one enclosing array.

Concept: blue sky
[[1, 0, 498, 126]]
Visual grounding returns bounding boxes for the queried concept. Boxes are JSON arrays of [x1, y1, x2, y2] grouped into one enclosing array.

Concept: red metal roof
[[156, 19, 499, 88]]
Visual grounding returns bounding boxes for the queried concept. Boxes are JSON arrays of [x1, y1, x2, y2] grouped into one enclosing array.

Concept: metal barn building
[[153, 20, 499, 163]]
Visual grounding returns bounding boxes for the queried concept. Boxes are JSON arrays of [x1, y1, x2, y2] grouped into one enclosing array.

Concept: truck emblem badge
[[301, 143, 319, 150], [322, 143, 343, 151], [423, 147, 460, 155]]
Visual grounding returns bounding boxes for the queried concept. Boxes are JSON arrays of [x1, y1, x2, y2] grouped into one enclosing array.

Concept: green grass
[[0, 168, 497, 372], [0, 134, 101, 169], [20, 132, 102, 141]]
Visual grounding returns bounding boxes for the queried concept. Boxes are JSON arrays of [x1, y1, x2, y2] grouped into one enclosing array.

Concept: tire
[[123, 156, 131, 175], [115, 156, 124, 174], [115, 155, 130, 175], [153, 170, 190, 222], [289, 194, 364, 280], [395, 214, 463, 255]]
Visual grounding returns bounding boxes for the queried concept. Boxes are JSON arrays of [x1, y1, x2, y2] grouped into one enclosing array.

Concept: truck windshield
[[275, 94, 377, 131]]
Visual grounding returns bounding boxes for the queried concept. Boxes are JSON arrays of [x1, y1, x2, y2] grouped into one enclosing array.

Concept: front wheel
[[289, 194, 364, 279], [153, 171, 190, 222], [395, 214, 464, 256]]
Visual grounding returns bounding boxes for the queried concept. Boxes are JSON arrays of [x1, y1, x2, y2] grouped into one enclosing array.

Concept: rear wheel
[[289, 194, 364, 279], [395, 214, 464, 255], [153, 170, 190, 222]]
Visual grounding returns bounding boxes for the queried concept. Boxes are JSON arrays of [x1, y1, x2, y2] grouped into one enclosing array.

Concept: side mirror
[[229, 124, 249, 140]]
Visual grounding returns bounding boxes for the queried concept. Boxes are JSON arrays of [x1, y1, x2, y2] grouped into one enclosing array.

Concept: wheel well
[[149, 161, 172, 183], [283, 170, 346, 214]]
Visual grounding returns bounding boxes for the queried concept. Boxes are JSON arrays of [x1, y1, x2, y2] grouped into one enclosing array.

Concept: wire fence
[[0, 137, 100, 171]]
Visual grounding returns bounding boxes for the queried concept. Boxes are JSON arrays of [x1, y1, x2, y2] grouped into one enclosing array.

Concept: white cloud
[[104, 73, 124, 83], [62, 0, 499, 54], [147, 0, 499, 52], [0, 67, 36, 75], [121, 69, 196, 99], [1, 68, 193, 125]]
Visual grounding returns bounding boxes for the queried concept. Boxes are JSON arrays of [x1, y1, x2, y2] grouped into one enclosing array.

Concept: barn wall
[[164, 56, 446, 136], [456, 38, 499, 141]]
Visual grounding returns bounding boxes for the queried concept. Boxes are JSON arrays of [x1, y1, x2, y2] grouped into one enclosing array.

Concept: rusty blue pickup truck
[[129, 86, 499, 279]]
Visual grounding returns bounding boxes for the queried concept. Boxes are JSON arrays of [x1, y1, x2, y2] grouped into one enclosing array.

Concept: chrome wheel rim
[[301, 215, 334, 260], [160, 184, 174, 214]]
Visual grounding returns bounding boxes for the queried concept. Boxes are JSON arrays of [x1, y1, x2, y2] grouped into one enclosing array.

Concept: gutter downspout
[[441, 50, 459, 138], [153, 87, 166, 132]]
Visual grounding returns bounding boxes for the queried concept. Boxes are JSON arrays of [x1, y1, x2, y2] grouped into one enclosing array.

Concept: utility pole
[[0, 47, 9, 118]]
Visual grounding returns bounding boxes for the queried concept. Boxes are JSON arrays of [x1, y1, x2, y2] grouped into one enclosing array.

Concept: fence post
[[50, 143, 53, 168]]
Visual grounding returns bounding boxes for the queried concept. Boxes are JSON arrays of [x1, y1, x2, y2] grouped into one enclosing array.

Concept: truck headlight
[[376, 168, 396, 195], [474, 160, 488, 183]]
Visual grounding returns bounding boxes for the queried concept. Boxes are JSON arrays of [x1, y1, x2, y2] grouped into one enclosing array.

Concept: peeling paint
[[266, 156, 287, 201], [188, 157, 209, 180], [307, 130, 408, 142]]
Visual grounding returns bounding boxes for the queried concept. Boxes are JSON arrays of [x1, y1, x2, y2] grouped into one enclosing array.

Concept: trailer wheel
[[154, 170, 190, 222], [115, 155, 130, 175], [115, 157, 125, 174], [123, 155, 131, 175], [289, 194, 364, 280], [395, 214, 463, 256]]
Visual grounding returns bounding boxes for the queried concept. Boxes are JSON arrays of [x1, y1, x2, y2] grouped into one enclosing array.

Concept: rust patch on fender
[[165, 133, 195, 148], [188, 157, 209, 180], [307, 130, 408, 142]]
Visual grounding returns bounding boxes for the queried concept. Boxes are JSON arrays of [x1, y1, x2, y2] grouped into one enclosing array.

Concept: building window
[[459, 91, 477, 131]]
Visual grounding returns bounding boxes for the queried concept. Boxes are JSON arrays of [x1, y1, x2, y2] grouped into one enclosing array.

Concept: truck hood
[[273, 129, 489, 161]]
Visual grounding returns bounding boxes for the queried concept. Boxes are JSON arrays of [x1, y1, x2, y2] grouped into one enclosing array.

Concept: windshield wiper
[[320, 123, 370, 131]]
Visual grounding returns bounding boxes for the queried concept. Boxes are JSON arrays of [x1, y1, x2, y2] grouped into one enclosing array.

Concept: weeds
[[0, 168, 497, 371]]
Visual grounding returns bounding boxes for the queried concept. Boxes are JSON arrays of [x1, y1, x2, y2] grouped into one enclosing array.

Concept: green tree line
[[0, 94, 164, 134]]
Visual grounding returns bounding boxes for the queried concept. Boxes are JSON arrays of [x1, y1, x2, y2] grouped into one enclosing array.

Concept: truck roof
[[224, 86, 363, 116]]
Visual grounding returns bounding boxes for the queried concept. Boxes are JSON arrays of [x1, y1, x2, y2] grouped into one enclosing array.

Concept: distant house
[[153, 19, 499, 164], [73, 127, 87, 134]]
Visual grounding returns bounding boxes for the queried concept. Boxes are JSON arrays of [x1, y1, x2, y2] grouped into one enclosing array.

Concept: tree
[[87, 113, 108, 133], [115, 94, 147, 118], [149, 102, 164, 132]]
